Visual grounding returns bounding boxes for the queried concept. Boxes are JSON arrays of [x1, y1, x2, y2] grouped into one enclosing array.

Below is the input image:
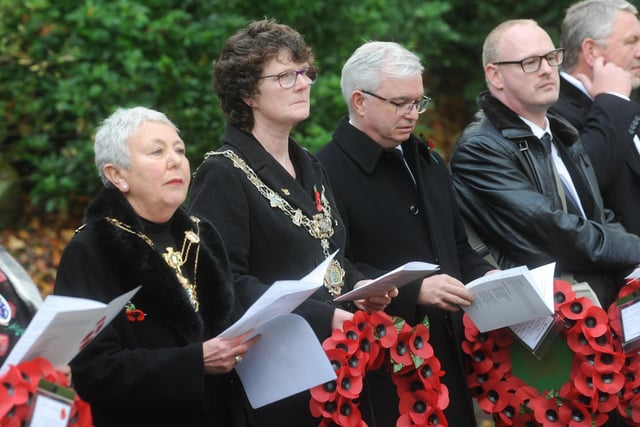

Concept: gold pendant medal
[[324, 259, 345, 297]]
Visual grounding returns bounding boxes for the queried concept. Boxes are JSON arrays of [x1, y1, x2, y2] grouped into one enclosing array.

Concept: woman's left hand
[[353, 280, 398, 312]]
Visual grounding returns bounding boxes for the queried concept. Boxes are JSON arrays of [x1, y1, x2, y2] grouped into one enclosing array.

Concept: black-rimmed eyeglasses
[[259, 66, 318, 89], [360, 90, 431, 115], [492, 48, 564, 73]]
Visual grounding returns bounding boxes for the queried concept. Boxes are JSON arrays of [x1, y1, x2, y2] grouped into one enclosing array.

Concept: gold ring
[[235, 355, 243, 364]]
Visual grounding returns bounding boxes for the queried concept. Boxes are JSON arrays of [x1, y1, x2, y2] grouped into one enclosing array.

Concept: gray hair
[[94, 106, 178, 188], [340, 41, 424, 114], [561, 0, 638, 72]]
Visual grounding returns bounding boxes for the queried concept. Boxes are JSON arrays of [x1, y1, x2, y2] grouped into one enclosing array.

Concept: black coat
[[54, 188, 244, 427], [189, 124, 363, 427], [316, 116, 493, 427], [550, 76, 640, 236]]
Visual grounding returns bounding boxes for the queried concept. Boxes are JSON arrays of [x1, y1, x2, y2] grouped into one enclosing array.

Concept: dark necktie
[[540, 133, 583, 216], [540, 133, 552, 154]]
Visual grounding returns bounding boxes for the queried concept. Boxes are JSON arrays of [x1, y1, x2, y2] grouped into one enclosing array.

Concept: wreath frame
[[310, 310, 448, 427], [463, 278, 640, 426]]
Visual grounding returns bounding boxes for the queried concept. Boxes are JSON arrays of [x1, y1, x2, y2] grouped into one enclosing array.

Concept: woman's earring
[[122, 183, 129, 191]]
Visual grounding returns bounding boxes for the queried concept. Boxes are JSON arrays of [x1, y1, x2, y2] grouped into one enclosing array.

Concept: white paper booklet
[[334, 261, 439, 302], [1, 286, 140, 375], [462, 263, 555, 332], [625, 264, 640, 280], [218, 253, 338, 409]]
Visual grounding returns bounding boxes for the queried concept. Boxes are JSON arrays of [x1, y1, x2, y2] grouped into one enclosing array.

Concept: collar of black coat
[[219, 123, 331, 214], [476, 90, 580, 148], [331, 116, 437, 175], [80, 188, 234, 337]]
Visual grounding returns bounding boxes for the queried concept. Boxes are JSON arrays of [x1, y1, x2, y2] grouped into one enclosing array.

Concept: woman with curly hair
[[189, 19, 395, 426]]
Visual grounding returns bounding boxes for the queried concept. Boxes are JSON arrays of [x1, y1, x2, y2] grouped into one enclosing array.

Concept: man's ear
[[103, 164, 129, 192], [582, 38, 601, 67], [486, 64, 503, 90], [351, 91, 367, 117]]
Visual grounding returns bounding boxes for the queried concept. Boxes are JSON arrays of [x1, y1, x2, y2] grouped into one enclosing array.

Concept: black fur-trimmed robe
[[54, 188, 245, 427]]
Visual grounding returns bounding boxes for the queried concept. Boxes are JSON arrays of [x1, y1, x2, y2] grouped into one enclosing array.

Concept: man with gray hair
[[549, 0, 640, 235], [317, 41, 495, 426]]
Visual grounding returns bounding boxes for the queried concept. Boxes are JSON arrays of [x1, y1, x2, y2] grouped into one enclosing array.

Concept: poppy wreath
[[607, 276, 640, 424], [0, 357, 92, 427], [310, 310, 448, 427], [463, 278, 636, 426]]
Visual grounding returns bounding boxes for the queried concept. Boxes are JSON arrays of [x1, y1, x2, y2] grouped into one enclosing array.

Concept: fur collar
[[83, 188, 234, 337]]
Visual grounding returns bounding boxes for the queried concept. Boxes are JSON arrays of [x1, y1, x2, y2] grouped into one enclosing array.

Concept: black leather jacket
[[450, 92, 640, 300]]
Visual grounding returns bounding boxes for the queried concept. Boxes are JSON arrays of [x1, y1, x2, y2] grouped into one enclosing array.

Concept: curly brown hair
[[213, 19, 315, 132]]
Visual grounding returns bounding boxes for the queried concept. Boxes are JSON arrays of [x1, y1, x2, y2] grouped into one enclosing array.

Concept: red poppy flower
[[560, 297, 594, 320], [470, 348, 494, 374], [323, 330, 360, 355], [370, 310, 398, 348], [629, 394, 640, 424], [580, 306, 609, 338], [477, 379, 511, 414], [593, 370, 624, 395], [397, 406, 447, 427], [416, 356, 443, 388], [531, 396, 565, 427], [558, 401, 592, 427], [391, 331, 414, 368], [0, 366, 30, 406], [567, 330, 602, 355], [309, 395, 340, 419], [593, 390, 619, 413], [574, 368, 597, 398], [336, 369, 363, 400], [334, 396, 365, 427], [126, 308, 145, 322], [583, 330, 614, 353], [0, 383, 15, 420], [589, 351, 625, 374], [554, 279, 576, 307], [409, 324, 433, 361], [606, 302, 622, 336], [398, 388, 440, 424]]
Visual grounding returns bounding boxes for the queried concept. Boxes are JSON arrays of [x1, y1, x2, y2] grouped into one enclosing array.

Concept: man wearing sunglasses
[[450, 19, 640, 317], [316, 41, 495, 427], [549, 0, 640, 237]]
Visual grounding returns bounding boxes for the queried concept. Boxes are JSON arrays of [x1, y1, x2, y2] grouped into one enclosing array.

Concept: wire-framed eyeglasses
[[259, 66, 318, 88], [360, 90, 431, 115], [492, 48, 564, 73]]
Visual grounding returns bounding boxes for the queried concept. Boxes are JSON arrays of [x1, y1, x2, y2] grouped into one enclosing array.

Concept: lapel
[[559, 77, 592, 117]]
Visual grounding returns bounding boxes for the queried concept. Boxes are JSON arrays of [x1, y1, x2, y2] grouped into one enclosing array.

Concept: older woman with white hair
[[54, 106, 257, 427]]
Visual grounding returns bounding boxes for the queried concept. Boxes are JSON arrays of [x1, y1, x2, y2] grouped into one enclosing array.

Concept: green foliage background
[[1, 0, 573, 216]]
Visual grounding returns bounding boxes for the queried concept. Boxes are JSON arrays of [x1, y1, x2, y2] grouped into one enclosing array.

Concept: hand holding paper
[[462, 263, 555, 332], [217, 253, 339, 408], [334, 261, 439, 302]]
